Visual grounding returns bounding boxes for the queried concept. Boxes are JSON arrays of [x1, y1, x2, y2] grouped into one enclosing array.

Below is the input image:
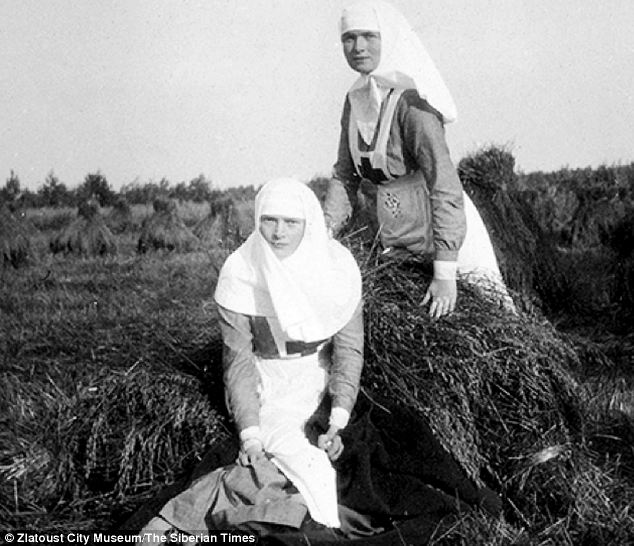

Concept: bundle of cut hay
[[0, 204, 33, 268], [193, 195, 254, 250], [0, 365, 228, 528], [357, 249, 634, 540], [67, 367, 228, 495], [106, 197, 134, 234], [49, 200, 117, 257], [137, 197, 199, 253], [569, 185, 629, 250], [458, 146, 570, 311], [95, 244, 631, 541]]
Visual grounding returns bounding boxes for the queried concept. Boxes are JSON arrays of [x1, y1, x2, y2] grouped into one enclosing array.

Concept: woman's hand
[[318, 425, 344, 461], [238, 438, 265, 466], [422, 278, 457, 319]]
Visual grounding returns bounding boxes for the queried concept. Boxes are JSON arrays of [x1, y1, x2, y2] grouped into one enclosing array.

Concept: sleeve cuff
[[433, 260, 458, 281], [329, 407, 351, 429], [435, 249, 459, 261], [239, 426, 262, 442], [241, 438, 263, 451]]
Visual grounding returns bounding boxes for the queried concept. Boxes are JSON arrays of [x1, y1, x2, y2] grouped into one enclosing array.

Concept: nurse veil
[[214, 177, 362, 343], [341, 0, 457, 146]]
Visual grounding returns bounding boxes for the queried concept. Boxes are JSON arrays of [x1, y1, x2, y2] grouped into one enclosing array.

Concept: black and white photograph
[[1, 1, 633, 544]]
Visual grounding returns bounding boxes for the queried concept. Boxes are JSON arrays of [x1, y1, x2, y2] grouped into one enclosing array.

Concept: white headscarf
[[341, 0, 457, 144], [214, 178, 362, 342]]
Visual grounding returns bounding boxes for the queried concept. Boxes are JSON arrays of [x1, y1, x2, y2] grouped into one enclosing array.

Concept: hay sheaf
[[193, 195, 254, 249], [1, 205, 33, 268], [49, 201, 117, 257], [0, 366, 228, 524], [360, 254, 584, 478], [106, 197, 134, 234], [71, 368, 228, 495], [458, 147, 570, 311], [137, 198, 199, 253], [357, 249, 632, 530]]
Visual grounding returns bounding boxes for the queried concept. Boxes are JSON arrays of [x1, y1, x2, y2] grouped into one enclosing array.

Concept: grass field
[[2, 182, 634, 543], [1, 221, 229, 530]]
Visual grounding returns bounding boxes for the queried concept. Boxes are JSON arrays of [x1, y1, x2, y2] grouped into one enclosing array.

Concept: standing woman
[[324, 0, 509, 318], [140, 178, 363, 540]]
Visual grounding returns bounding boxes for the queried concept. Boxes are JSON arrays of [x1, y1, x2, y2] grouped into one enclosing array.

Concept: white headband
[[340, 4, 380, 34], [258, 185, 305, 220]]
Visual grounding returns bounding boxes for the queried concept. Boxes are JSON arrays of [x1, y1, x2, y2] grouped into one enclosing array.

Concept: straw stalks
[[106, 197, 134, 234], [1, 365, 229, 528], [1, 204, 33, 268], [194, 196, 254, 248], [356, 246, 634, 540], [137, 197, 199, 253], [458, 146, 571, 312], [49, 200, 117, 257]]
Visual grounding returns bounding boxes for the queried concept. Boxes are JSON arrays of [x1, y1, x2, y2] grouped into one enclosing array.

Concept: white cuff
[[433, 260, 458, 281], [241, 437, 263, 451], [329, 407, 351, 429], [239, 426, 262, 443]]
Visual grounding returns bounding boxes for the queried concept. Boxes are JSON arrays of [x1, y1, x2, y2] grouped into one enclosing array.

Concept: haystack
[[0, 204, 33, 268], [193, 195, 254, 250], [137, 197, 199, 253], [458, 146, 569, 311], [0, 365, 228, 523], [49, 199, 117, 257], [106, 196, 134, 234], [113, 244, 630, 540], [71, 367, 228, 495], [356, 248, 630, 534]]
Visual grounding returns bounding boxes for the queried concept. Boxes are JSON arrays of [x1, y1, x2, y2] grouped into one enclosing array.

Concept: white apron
[[255, 348, 340, 528]]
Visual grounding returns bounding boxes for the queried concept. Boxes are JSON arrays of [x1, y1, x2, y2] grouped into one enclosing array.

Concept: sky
[[2, 0, 633, 192]]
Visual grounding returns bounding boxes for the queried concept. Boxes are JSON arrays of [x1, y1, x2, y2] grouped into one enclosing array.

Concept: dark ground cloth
[[119, 391, 501, 545]]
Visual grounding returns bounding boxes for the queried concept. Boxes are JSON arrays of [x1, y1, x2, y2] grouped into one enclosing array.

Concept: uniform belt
[[285, 339, 328, 358]]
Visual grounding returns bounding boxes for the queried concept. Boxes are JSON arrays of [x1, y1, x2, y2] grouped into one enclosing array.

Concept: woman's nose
[[353, 36, 367, 52], [273, 221, 286, 237]]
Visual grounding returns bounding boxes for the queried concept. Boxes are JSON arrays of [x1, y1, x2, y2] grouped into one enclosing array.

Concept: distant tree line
[[0, 171, 223, 209], [6, 161, 632, 241]]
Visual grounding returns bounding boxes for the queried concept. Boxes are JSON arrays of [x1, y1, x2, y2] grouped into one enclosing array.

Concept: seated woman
[[135, 177, 501, 544], [139, 177, 364, 540]]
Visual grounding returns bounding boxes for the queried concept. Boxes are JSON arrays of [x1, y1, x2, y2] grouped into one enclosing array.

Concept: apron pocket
[[376, 178, 433, 253]]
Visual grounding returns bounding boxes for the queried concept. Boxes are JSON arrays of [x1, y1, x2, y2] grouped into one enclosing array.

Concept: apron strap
[[348, 88, 405, 181]]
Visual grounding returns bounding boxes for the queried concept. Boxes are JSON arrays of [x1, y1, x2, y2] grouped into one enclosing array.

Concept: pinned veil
[[341, 0, 457, 144], [214, 178, 362, 342]]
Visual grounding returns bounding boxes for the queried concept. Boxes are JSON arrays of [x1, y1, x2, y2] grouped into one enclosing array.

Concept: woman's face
[[341, 30, 381, 74], [259, 214, 306, 259]]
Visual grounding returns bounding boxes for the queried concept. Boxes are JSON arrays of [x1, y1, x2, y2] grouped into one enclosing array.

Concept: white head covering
[[214, 178, 362, 342], [341, 0, 457, 144]]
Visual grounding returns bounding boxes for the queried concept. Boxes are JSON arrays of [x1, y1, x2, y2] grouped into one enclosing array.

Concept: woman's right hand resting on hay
[[422, 278, 457, 319], [239, 438, 266, 466]]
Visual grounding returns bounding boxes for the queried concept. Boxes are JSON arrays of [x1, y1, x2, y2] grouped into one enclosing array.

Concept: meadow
[[1, 149, 633, 544]]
